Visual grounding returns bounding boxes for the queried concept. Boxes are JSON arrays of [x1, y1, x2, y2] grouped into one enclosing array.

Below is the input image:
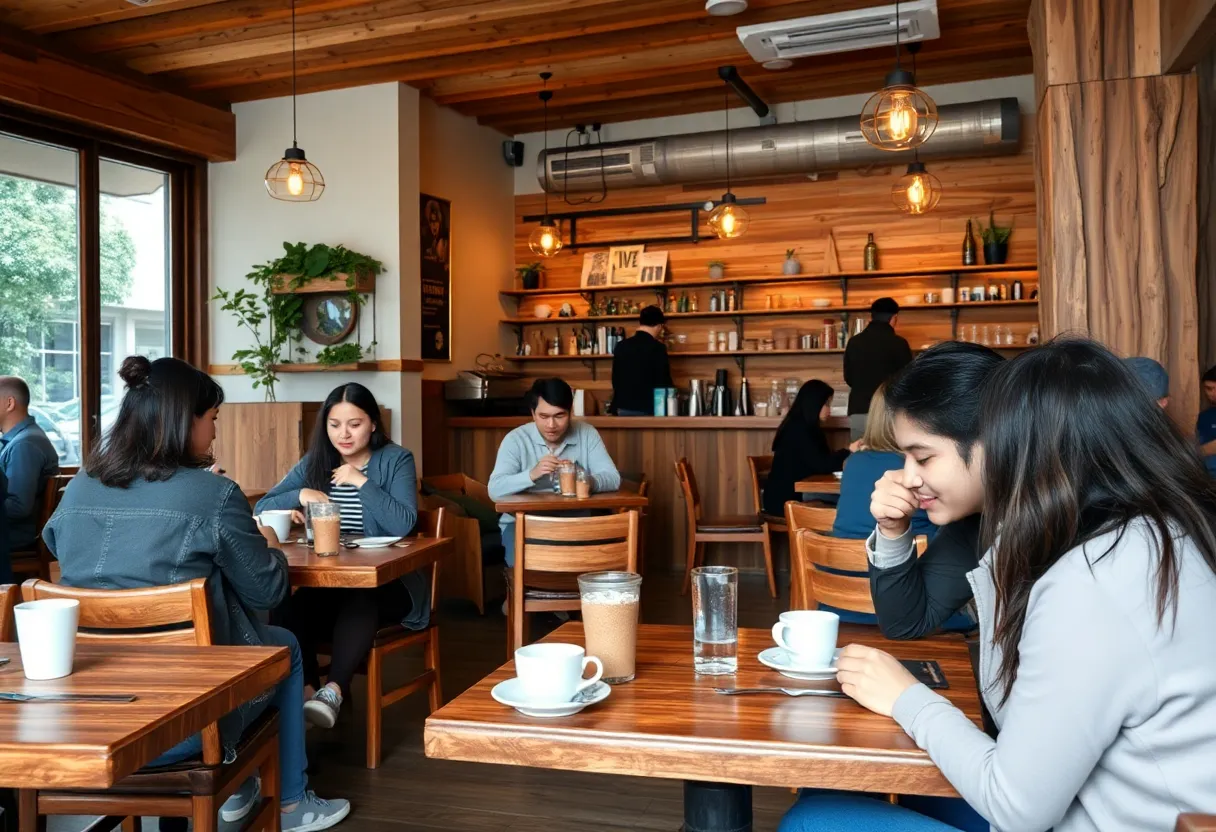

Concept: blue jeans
[[778, 793, 979, 831], [147, 625, 308, 804], [502, 527, 516, 567]]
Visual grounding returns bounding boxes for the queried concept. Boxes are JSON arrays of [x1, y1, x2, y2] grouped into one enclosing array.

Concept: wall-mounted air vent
[[737, 0, 939, 63]]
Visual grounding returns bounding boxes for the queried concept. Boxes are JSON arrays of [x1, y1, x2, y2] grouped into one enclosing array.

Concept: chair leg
[[426, 629, 444, 712], [18, 789, 44, 832], [121, 818, 137, 832], [192, 796, 218, 832], [682, 535, 699, 595], [762, 531, 778, 598], [260, 732, 281, 832], [504, 594, 514, 659], [366, 645, 383, 770]]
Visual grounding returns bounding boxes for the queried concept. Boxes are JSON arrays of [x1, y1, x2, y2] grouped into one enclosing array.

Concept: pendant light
[[859, 1, 938, 152], [265, 0, 325, 201], [892, 152, 941, 214], [528, 73, 563, 258], [708, 85, 750, 239]]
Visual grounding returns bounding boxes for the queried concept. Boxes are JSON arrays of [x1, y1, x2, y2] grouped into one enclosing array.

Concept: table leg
[[682, 781, 752, 832]]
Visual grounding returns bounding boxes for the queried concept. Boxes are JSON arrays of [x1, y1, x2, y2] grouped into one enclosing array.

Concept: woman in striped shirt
[[257, 382, 421, 729]]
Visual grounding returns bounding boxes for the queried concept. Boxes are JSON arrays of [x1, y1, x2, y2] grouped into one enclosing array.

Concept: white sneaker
[[220, 775, 261, 822], [303, 686, 342, 729], [281, 791, 351, 832]]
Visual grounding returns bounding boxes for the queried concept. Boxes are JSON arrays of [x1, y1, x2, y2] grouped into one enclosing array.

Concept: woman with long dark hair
[[257, 382, 422, 730], [763, 380, 850, 516], [782, 339, 1216, 830], [45, 357, 350, 832]]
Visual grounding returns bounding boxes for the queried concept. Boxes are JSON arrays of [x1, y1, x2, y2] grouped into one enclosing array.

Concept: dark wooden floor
[[310, 570, 798, 832]]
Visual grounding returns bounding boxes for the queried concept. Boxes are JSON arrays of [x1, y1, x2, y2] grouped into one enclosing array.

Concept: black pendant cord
[[724, 85, 731, 196], [894, 0, 901, 71], [291, 0, 297, 148], [540, 73, 552, 221]]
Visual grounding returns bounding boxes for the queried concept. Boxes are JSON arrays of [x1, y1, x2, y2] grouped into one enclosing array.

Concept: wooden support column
[[1031, 0, 1201, 427]]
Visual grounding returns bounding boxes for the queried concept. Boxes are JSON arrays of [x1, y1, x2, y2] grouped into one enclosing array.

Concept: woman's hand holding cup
[[870, 469, 920, 538]]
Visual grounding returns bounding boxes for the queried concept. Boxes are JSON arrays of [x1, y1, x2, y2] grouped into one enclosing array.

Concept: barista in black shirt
[[610, 306, 674, 416]]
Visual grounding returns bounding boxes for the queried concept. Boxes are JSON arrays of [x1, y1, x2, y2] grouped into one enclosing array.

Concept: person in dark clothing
[[763, 380, 850, 517], [864, 342, 1004, 640], [610, 305, 674, 415], [844, 297, 914, 440], [0, 470, 8, 584]]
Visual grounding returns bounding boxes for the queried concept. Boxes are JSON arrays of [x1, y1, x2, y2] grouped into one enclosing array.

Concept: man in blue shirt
[[0, 377, 60, 554], [1197, 366, 1216, 455]]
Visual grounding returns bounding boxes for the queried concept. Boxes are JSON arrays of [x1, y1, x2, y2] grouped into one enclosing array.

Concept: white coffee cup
[[941, 287, 956, 303], [514, 642, 604, 705], [256, 510, 293, 546], [15, 599, 80, 680], [771, 610, 839, 668]]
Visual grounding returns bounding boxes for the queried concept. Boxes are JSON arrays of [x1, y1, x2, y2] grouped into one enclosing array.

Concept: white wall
[[417, 97, 516, 380], [513, 74, 1037, 194], [209, 83, 421, 457]]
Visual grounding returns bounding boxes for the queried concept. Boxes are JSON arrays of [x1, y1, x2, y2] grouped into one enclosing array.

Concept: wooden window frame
[[0, 105, 209, 459]]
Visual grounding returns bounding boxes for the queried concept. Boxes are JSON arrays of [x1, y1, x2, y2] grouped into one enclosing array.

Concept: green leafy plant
[[315, 342, 376, 366], [785, 249, 797, 260], [516, 262, 544, 280], [976, 211, 1013, 245], [211, 287, 291, 400]]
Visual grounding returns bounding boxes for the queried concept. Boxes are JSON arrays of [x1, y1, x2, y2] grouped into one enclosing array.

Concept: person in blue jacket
[[257, 382, 423, 730]]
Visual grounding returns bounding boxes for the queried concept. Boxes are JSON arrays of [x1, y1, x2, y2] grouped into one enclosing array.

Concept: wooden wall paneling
[[1027, 0, 1163, 92], [213, 402, 314, 494], [421, 379, 450, 478], [1161, 0, 1216, 73], [1198, 47, 1216, 375]]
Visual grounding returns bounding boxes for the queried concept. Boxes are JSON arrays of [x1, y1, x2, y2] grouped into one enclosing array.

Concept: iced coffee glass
[[558, 460, 578, 497], [309, 502, 341, 557], [578, 571, 642, 683]]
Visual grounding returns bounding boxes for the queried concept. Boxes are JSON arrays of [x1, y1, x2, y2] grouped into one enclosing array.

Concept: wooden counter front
[[446, 416, 849, 574]]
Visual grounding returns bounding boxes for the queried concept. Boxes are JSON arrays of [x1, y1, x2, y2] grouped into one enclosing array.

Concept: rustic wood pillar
[[1031, 0, 1201, 427], [1197, 48, 1216, 376]]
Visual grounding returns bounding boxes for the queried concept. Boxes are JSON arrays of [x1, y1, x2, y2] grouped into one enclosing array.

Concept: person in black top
[[844, 297, 914, 440], [866, 342, 1004, 640], [763, 380, 851, 517], [610, 305, 674, 415]]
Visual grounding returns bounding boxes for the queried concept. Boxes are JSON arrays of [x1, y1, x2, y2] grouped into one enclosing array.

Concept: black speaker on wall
[[502, 140, 524, 167]]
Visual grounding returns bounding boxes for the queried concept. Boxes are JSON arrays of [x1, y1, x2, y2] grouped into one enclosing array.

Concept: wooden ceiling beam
[[1161, 0, 1216, 72], [0, 0, 230, 36]]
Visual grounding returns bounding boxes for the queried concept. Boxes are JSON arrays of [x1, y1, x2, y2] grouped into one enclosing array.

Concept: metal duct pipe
[[538, 97, 1020, 193]]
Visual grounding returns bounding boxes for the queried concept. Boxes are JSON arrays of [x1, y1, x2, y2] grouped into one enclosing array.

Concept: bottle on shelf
[[606, 297, 617, 316], [1012, 280, 1024, 301], [963, 219, 977, 266], [708, 329, 717, 351], [1027, 325, 1040, 345], [863, 233, 879, 271], [679, 291, 689, 313], [768, 380, 783, 417], [709, 292, 720, 312], [738, 377, 753, 416], [822, 319, 834, 350], [836, 326, 846, 349], [690, 293, 699, 312], [727, 288, 736, 311], [717, 331, 727, 352]]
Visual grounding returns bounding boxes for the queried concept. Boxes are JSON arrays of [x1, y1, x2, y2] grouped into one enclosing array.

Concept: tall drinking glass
[[309, 502, 341, 557], [578, 571, 641, 683], [691, 566, 738, 674]]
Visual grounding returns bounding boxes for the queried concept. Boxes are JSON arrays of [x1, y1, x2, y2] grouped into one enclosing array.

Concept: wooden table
[[281, 536, 453, 588], [0, 643, 287, 789], [493, 490, 649, 514], [795, 475, 842, 495], [425, 623, 981, 830]]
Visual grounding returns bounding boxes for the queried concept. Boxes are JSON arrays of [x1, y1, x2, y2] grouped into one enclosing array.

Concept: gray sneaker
[[220, 775, 260, 822], [303, 686, 342, 729], [281, 791, 351, 832]]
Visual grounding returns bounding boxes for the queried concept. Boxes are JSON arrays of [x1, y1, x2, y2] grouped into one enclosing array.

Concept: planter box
[[270, 271, 375, 295]]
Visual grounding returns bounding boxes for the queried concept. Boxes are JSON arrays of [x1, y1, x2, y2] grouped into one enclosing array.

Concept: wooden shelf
[[501, 263, 1039, 298], [270, 272, 375, 295], [501, 299, 1039, 325], [505, 343, 1033, 362], [209, 359, 424, 375]]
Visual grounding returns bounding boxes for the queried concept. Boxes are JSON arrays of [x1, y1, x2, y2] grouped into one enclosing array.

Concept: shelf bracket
[[582, 358, 598, 380], [840, 275, 849, 305], [733, 353, 747, 374]]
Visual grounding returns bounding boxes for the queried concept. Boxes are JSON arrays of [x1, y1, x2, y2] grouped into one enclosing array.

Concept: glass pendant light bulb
[[286, 165, 304, 196], [529, 222, 563, 257], [885, 94, 918, 143], [892, 161, 941, 215], [858, 6, 938, 152], [708, 196, 749, 239]]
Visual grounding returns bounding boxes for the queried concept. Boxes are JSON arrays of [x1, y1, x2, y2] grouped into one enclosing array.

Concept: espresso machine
[[711, 369, 731, 417]]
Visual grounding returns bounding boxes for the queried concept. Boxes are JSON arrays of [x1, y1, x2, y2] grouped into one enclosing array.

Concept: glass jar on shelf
[[768, 380, 783, 417]]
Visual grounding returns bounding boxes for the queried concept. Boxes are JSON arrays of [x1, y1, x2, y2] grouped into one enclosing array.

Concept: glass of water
[[691, 565, 738, 675]]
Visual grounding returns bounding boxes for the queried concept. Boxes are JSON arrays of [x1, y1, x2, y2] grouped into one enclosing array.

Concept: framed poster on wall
[[421, 194, 451, 361]]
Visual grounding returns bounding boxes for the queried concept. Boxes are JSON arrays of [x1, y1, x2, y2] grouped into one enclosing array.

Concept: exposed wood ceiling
[[2, 0, 1033, 135]]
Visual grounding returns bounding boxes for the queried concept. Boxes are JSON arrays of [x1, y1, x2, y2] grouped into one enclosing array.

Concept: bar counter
[[445, 415, 849, 575]]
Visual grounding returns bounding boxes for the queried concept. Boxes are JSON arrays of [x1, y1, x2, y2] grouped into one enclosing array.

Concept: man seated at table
[[0, 376, 59, 564], [488, 377, 620, 567]]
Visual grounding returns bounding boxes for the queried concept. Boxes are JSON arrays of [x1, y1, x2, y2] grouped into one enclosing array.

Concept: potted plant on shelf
[[783, 248, 801, 275], [708, 260, 726, 279], [977, 211, 1013, 265], [517, 262, 544, 290]]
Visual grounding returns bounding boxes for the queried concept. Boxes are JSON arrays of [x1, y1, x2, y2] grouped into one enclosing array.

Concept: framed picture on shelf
[[638, 250, 669, 284], [609, 244, 645, 285], [580, 251, 610, 288]]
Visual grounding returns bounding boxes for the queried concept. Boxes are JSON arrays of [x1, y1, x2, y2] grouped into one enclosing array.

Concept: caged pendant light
[[265, 0, 325, 201], [859, 1, 938, 152], [528, 73, 563, 258], [707, 85, 750, 239], [892, 153, 942, 214]]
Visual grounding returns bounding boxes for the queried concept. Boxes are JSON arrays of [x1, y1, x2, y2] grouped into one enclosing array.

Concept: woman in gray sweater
[[782, 340, 1216, 831], [45, 356, 350, 832]]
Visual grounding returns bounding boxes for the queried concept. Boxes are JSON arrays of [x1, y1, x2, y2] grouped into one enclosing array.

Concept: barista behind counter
[[610, 306, 674, 416]]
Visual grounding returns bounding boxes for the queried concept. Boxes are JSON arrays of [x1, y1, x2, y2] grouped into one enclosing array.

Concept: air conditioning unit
[[737, 0, 939, 63], [539, 142, 662, 191]]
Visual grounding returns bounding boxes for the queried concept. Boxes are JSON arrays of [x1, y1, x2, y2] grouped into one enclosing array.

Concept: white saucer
[[350, 536, 402, 549], [490, 678, 611, 718], [758, 646, 841, 680]]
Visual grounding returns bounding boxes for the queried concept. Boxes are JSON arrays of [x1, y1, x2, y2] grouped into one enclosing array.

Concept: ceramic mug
[[771, 610, 839, 668], [514, 643, 604, 704], [15, 599, 80, 680], [256, 510, 293, 545]]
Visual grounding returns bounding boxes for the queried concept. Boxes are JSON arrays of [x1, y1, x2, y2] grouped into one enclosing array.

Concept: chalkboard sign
[[421, 193, 451, 361]]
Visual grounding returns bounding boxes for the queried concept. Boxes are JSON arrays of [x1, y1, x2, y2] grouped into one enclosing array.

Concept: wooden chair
[[420, 473, 492, 614], [507, 511, 639, 653], [674, 458, 776, 597], [11, 473, 73, 581], [17, 578, 280, 832], [619, 473, 649, 575], [783, 501, 838, 609], [0, 584, 17, 641], [1178, 814, 1216, 831], [789, 527, 927, 613]]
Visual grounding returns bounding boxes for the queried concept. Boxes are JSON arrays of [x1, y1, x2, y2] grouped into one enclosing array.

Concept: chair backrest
[[746, 455, 773, 515], [785, 501, 837, 535], [673, 458, 701, 524], [20, 577, 222, 764], [0, 584, 17, 642], [34, 474, 74, 565], [414, 507, 447, 609], [790, 528, 927, 613], [422, 473, 492, 509], [515, 511, 639, 576]]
